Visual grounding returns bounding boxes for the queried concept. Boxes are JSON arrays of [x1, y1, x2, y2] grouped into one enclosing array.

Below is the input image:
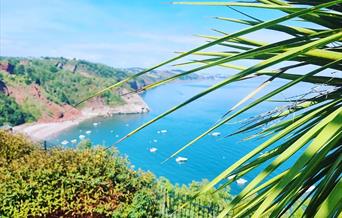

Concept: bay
[[48, 78, 312, 194]]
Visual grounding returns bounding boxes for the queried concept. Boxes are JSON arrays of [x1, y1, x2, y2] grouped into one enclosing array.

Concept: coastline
[[13, 91, 149, 141]]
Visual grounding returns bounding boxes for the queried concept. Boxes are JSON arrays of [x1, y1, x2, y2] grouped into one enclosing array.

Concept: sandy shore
[[13, 114, 94, 141], [13, 91, 149, 141]]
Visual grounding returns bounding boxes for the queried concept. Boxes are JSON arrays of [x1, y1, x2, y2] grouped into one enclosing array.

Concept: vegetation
[[0, 131, 232, 217], [0, 57, 126, 106], [0, 93, 34, 126], [89, 0, 342, 217]]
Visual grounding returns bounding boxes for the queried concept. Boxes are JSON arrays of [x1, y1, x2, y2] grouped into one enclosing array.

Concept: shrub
[[0, 93, 34, 126], [0, 131, 160, 217]]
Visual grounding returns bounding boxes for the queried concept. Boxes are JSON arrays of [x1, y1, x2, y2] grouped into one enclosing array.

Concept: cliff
[[0, 57, 155, 127]]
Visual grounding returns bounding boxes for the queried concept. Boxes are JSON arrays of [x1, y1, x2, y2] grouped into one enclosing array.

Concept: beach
[[13, 91, 149, 141]]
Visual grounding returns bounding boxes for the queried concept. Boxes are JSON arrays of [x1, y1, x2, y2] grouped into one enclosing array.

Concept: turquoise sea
[[48, 78, 311, 194]]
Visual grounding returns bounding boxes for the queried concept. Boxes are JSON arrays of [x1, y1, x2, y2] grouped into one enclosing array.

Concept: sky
[[1, 0, 282, 68]]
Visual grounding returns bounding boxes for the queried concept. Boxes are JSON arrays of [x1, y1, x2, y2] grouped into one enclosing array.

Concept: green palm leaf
[[81, 0, 342, 216]]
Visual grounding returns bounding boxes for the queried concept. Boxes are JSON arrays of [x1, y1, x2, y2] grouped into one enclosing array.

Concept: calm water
[[48, 78, 311, 194]]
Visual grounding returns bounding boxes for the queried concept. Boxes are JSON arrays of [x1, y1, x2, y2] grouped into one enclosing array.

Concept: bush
[[0, 131, 160, 217], [0, 93, 34, 126]]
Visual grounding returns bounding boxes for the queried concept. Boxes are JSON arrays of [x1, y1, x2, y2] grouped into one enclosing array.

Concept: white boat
[[157, 131, 161, 134], [115, 134, 119, 138], [149, 147, 158, 153], [85, 130, 92, 134], [211, 132, 221, 137], [79, 135, 85, 140], [93, 122, 98, 126], [237, 178, 248, 185], [161, 129, 168, 133], [61, 140, 69, 145], [228, 175, 236, 180], [153, 139, 158, 143], [71, 139, 77, 144], [176, 157, 188, 163]]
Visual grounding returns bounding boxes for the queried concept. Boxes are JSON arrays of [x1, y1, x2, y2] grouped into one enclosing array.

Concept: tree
[[16, 65, 25, 75], [87, 1, 341, 217]]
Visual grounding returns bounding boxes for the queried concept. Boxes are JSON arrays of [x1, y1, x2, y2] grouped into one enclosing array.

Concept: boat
[[71, 139, 77, 144], [211, 132, 221, 137], [176, 157, 188, 163], [93, 122, 98, 126], [228, 175, 236, 180], [236, 178, 248, 185], [160, 129, 167, 133], [157, 131, 161, 134], [115, 134, 119, 138], [153, 139, 158, 143], [149, 147, 158, 153], [86, 130, 92, 134], [61, 140, 69, 145], [79, 135, 85, 140]]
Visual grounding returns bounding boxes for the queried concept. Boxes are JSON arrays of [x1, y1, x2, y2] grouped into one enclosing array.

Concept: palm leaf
[[80, 1, 342, 216]]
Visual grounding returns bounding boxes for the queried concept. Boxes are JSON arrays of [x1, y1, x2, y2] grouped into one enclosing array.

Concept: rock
[[0, 80, 9, 95], [57, 112, 64, 119], [0, 62, 15, 74]]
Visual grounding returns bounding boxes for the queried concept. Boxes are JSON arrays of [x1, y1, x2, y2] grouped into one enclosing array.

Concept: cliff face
[[82, 88, 149, 116], [0, 57, 156, 125], [6, 84, 81, 122]]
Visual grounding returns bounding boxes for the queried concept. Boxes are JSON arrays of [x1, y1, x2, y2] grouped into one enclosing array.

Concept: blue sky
[[1, 0, 282, 68]]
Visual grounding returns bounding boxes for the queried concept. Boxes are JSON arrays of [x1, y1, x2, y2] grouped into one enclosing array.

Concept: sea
[[48, 77, 313, 194]]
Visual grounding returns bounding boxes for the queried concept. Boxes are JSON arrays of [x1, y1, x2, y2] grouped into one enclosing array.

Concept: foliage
[[158, 178, 232, 217], [88, 0, 342, 217], [0, 57, 128, 107], [0, 93, 34, 126], [0, 131, 160, 217]]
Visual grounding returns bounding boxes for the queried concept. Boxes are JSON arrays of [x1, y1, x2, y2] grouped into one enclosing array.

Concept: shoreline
[[13, 113, 95, 141], [13, 91, 150, 141]]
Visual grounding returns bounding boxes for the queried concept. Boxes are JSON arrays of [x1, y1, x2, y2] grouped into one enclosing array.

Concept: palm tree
[[81, 0, 342, 217]]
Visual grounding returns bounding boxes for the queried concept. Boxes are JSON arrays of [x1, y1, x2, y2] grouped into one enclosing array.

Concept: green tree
[[0, 94, 33, 126], [16, 65, 25, 75]]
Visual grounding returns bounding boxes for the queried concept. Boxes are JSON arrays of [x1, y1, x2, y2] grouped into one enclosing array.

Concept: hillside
[[0, 57, 177, 127]]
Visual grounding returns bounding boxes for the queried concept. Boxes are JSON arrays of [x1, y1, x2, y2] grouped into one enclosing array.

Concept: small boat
[[176, 157, 188, 163], [86, 130, 92, 134], [79, 135, 85, 140], [93, 122, 98, 126], [237, 178, 248, 185], [228, 175, 236, 180], [161, 129, 168, 133], [71, 139, 77, 144], [157, 131, 161, 134], [115, 134, 119, 138], [149, 147, 158, 153], [61, 140, 69, 145], [211, 132, 221, 137], [153, 139, 158, 143]]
